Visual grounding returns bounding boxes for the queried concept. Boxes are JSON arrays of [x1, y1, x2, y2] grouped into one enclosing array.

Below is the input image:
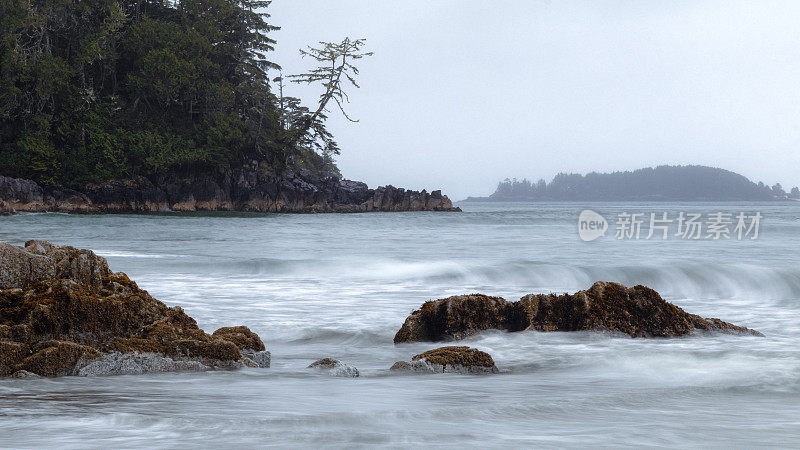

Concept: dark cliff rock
[[0, 167, 460, 213], [394, 282, 763, 343], [0, 177, 43, 205], [0, 241, 270, 377]]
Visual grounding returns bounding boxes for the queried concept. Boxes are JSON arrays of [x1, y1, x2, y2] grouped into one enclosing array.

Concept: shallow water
[[1, 202, 799, 448]]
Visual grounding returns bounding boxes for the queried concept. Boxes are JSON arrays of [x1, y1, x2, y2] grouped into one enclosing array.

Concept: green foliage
[[0, 0, 351, 187], [15, 132, 61, 186], [287, 38, 372, 138]]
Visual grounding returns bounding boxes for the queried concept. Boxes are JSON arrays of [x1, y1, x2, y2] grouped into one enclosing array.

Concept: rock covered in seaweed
[[0, 240, 111, 290], [390, 346, 499, 374], [308, 358, 360, 378], [0, 240, 270, 378], [212, 326, 266, 352], [15, 340, 101, 377], [393, 294, 515, 343], [394, 282, 762, 343]]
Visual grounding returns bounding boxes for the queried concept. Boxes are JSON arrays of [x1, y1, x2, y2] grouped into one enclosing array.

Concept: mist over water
[[1, 202, 799, 447]]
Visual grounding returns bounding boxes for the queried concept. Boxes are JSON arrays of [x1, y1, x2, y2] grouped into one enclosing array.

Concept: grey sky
[[269, 1, 800, 200]]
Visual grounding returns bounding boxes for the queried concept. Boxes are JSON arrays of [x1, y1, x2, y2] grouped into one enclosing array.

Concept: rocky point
[[0, 167, 460, 214], [0, 240, 270, 378]]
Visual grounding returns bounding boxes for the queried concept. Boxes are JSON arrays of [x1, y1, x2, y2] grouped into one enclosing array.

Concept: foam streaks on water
[[1, 202, 799, 447]]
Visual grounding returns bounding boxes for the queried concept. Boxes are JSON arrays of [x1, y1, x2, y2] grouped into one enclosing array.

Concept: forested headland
[[1, 0, 346, 188], [0, 0, 461, 213], [469, 166, 800, 202]]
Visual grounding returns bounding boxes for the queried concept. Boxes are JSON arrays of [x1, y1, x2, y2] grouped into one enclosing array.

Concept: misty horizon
[[270, 0, 800, 200], [3, 2, 800, 446]]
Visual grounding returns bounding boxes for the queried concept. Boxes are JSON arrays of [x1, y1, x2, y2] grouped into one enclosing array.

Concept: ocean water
[[1, 202, 799, 448]]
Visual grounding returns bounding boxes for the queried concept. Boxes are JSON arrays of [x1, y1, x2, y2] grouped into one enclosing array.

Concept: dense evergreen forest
[[0, 0, 348, 188], [483, 166, 799, 201]]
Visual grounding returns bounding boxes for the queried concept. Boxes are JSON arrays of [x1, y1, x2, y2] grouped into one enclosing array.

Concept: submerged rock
[[390, 346, 499, 374], [241, 349, 271, 368], [10, 370, 40, 379], [75, 352, 210, 376], [308, 358, 360, 377], [394, 281, 762, 343], [0, 240, 270, 378]]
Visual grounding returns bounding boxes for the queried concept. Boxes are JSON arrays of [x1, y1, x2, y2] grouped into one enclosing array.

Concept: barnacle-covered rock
[[212, 326, 266, 352], [390, 346, 499, 374], [0, 241, 270, 378], [394, 282, 762, 342]]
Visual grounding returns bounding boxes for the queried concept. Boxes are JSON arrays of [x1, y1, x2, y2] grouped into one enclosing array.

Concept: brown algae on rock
[[391, 346, 499, 374], [0, 240, 270, 377], [394, 281, 762, 343]]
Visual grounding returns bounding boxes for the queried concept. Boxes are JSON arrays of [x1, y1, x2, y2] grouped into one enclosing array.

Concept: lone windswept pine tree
[[286, 38, 373, 147]]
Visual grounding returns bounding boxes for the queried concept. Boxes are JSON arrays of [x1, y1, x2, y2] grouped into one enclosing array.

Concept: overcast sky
[[268, 0, 800, 200]]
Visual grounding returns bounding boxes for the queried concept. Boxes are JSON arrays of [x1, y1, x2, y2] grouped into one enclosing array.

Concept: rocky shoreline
[[1, 241, 763, 379], [0, 166, 460, 214]]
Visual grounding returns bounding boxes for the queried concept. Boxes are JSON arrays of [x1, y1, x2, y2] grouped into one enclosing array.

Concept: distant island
[[465, 165, 800, 202]]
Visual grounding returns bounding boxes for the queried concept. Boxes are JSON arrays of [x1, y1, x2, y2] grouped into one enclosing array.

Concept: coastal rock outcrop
[[394, 282, 763, 343], [0, 240, 270, 378], [0, 176, 43, 206], [390, 346, 499, 374], [0, 240, 111, 289], [308, 358, 360, 377], [0, 201, 15, 216], [0, 168, 461, 214]]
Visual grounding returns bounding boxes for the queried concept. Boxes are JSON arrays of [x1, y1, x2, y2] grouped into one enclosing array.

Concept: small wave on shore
[[2, 201, 800, 447]]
